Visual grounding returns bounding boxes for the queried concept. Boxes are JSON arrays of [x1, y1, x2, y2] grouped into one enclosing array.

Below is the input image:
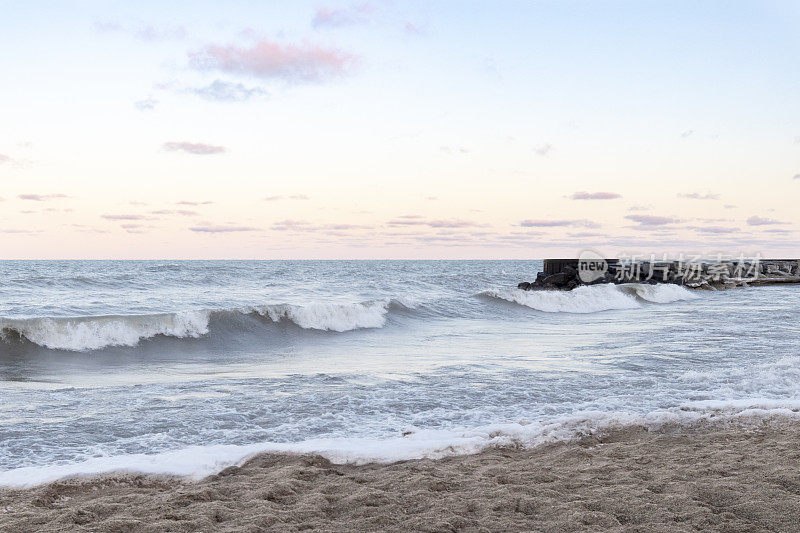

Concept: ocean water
[[1, 260, 799, 487]]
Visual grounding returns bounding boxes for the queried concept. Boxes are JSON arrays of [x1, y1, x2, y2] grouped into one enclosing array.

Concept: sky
[[1, 0, 799, 259]]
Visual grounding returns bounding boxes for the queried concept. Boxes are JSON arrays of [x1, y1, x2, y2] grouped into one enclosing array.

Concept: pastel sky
[[1, 0, 799, 259]]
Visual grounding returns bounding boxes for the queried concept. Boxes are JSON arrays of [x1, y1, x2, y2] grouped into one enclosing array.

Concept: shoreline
[[3, 418, 800, 532]]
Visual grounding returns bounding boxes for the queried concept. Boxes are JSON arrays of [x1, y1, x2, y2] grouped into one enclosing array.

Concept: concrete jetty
[[518, 258, 800, 291]]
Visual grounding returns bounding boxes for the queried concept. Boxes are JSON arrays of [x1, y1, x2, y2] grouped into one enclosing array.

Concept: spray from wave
[[481, 283, 698, 313]]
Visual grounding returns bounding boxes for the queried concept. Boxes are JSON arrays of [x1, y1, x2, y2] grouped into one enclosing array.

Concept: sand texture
[[3, 420, 800, 532]]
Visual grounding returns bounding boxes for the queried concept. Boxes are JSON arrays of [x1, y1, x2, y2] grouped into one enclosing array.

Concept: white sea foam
[[2, 401, 798, 488], [253, 301, 391, 332], [623, 283, 700, 303], [483, 283, 698, 313], [0, 311, 210, 352]]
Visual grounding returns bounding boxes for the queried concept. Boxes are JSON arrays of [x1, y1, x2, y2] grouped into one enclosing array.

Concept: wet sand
[[3, 419, 800, 532]]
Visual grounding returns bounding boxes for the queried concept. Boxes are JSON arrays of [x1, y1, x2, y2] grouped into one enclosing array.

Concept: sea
[[1, 260, 798, 487]]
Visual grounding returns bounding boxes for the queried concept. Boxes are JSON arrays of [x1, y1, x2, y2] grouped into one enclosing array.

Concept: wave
[[0, 300, 410, 352], [1, 400, 797, 488], [481, 283, 698, 313]]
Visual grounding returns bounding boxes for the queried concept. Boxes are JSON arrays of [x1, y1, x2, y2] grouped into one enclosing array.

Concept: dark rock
[[517, 282, 531, 290], [542, 272, 570, 288]]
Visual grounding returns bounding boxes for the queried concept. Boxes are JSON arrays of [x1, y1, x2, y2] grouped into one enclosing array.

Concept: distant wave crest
[[481, 283, 698, 313]]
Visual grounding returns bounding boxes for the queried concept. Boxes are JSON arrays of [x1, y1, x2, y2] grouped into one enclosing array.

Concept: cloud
[[163, 142, 226, 155], [271, 219, 311, 231], [18, 193, 68, 201], [176, 200, 213, 205], [150, 209, 199, 216], [264, 194, 309, 201], [387, 218, 481, 228], [746, 215, 787, 226], [192, 80, 268, 102], [689, 226, 740, 234], [681, 129, 695, 138], [120, 223, 149, 233], [624, 215, 679, 226], [793, 174, 800, 180], [135, 25, 186, 42], [404, 22, 422, 34], [189, 225, 259, 233], [533, 143, 552, 156], [627, 205, 650, 211], [134, 97, 157, 111], [270, 219, 371, 232], [0, 229, 40, 234], [723, 204, 737, 209], [570, 191, 621, 200], [95, 21, 185, 41], [567, 232, 605, 238], [440, 146, 469, 154], [312, 4, 372, 28], [190, 39, 354, 83], [101, 214, 145, 221], [0, 154, 10, 164], [519, 219, 600, 228], [677, 192, 720, 200]]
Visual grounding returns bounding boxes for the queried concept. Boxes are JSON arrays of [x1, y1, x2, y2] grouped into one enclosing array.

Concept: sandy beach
[[3, 418, 800, 532]]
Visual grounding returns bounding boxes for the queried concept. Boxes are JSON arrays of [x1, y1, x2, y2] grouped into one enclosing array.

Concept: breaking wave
[[481, 283, 698, 313], [0, 285, 699, 352], [0, 300, 409, 352]]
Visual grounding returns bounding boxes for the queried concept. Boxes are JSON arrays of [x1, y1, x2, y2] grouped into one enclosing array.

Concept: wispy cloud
[[440, 146, 469, 154], [532, 143, 552, 157], [18, 193, 68, 201], [793, 174, 800, 180], [176, 200, 213, 206], [271, 219, 311, 231], [570, 191, 621, 200], [689, 225, 740, 234], [312, 3, 372, 28], [192, 80, 268, 102], [134, 97, 158, 111], [0, 154, 11, 164], [189, 225, 259, 233], [150, 209, 199, 216], [163, 142, 227, 155], [519, 219, 599, 228], [624, 215, 680, 226], [101, 214, 145, 221], [0, 229, 40, 234], [747, 215, 787, 226], [264, 194, 310, 201], [627, 205, 650, 211], [95, 21, 186, 42], [404, 22, 422, 34], [678, 192, 719, 200], [271, 219, 372, 232], [190, 39, 354, 83], [387, 218, 482, 228], [681, 129, 694, 138]]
